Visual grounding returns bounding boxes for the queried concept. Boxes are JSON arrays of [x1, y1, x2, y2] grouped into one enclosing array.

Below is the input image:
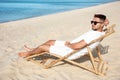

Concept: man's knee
[[47, 40, 56, 45], [39, 45, 50, 52]]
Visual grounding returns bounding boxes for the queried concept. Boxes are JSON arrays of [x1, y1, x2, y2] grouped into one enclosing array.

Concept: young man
[[19, 14, 108, 60]]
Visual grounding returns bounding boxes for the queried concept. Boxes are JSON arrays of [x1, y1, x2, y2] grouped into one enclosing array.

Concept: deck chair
[[25, 24, 115, 76]]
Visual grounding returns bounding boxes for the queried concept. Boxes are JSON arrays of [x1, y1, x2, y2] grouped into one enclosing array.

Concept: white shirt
[[71, 30, 105, 44], [69, 30, 105, 59]]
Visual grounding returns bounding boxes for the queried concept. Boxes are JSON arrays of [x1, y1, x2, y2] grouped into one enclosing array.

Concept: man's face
[[91, 17, 104, 31]]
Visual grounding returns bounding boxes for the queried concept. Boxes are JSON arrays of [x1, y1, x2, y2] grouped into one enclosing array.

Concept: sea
[[0, 0, 118, 23]]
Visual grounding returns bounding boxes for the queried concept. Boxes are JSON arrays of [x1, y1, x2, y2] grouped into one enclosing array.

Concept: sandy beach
[[0, 1, 120, 80]]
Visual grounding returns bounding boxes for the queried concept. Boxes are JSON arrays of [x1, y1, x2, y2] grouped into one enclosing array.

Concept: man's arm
[[65, 40, 88, 50]]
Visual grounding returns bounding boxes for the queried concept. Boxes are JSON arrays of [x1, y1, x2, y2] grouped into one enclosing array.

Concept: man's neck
[[92, 29, 102, 32]]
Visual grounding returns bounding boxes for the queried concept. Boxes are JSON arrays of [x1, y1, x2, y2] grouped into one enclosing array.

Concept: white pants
[[49, 40, 73, 58]]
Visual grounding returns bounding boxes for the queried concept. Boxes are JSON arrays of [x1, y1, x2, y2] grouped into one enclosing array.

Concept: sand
[[0, 1, 120, 80]]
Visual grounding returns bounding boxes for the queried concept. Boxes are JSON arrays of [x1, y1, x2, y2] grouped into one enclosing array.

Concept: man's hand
[[65, 40, 87, 50], [65, 41, 71, 47]]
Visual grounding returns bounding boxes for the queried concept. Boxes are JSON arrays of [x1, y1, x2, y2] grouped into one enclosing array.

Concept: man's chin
[[92, 28, 97, 31]]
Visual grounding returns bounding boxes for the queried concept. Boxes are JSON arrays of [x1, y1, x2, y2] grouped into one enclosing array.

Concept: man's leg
[[19, 40, 56, 57], [24, 40, 56, 51], [41, 40, 56, 46]]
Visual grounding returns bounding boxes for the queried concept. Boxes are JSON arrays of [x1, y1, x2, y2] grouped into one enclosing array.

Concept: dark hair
[[94, 14, 106, 21]]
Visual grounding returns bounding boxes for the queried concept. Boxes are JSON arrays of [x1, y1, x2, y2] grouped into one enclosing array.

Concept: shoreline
[[0, 1, 118, 24], [0, 1, 120, 80]]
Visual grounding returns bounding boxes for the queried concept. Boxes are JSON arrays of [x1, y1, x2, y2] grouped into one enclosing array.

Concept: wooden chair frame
[[25, 24, 115, 76]]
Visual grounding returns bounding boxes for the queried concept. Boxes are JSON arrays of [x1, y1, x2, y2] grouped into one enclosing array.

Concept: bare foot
[[19, 52, 31, 58]]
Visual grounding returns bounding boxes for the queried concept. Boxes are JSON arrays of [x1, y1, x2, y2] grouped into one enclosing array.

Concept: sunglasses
[[91, 21, 103, 25]]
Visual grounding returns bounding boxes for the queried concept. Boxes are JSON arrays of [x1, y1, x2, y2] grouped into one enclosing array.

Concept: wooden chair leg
[[87, 46, 97, 73], [96, 46, 103, 61]]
